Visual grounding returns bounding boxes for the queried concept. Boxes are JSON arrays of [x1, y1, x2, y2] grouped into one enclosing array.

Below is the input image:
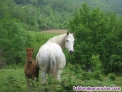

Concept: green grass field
[[0, 31, 122, 92], [27, 29, 67, 38], [27, 30, 60, 38], [0, 65, 122, 92]]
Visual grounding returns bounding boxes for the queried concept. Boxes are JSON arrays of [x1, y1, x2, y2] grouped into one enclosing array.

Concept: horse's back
[[37, 42, 62, 60]]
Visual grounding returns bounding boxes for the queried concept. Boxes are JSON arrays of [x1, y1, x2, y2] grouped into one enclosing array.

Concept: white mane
[[47, 33, 67, 48], [47, 33, 74, 50]]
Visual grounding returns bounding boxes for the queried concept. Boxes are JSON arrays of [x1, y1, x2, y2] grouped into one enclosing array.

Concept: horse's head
[[26, 48, 34, 63], [65, 32, 75, 54]]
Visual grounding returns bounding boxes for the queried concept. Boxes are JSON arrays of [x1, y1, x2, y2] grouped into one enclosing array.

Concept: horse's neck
[[48, 34, 66, 48], [25, 58, 31, 67]]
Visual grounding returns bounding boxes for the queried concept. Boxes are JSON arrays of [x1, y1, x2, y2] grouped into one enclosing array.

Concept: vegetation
[[0, 16, 27, 64], [0, 0, 122, 30], [0, 65, 122, 92], [68, 4, 122, 75], [0, 0, 122, 91]]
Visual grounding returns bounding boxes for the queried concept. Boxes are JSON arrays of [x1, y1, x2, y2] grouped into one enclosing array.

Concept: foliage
[[90, 55, 103, 80], [90, 55, 102, 71], [92, 71, 103, 81], [0, 16, 34, 64], [68, 3, 122, 75], [108, 73, 116, 81], [82, 72, 93, 80], [0, 0, 122, 30], [0, 65, 122, 92]]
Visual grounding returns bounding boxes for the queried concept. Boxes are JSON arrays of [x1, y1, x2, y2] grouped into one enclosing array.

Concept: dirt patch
[[41, 29, 68, 34]]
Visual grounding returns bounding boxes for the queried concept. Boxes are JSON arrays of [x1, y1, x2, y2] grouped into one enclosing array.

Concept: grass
[[0, 68, 26, 92], [0, 64, 122, 92], [27, 30, 63, 38]]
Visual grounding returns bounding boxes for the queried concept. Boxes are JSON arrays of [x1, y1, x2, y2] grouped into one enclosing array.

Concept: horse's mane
[[47, 33, 67, 48]]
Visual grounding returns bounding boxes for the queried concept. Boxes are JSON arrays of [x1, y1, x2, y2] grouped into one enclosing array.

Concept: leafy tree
[[0, 16, 30, 64], [68, 3, 122, 75], [2, 0, 122, 30]]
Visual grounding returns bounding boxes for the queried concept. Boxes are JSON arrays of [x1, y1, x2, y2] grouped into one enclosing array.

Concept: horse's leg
[[56, 53, 65, 81], [57, 68, 62, 81], [36, 67, 39, 82], [25, 77, 31, 92], [26, 76, 30, 87], [41, 70, 46, 83], [41, 64, 50, 83], [41, 65, 47, 83]]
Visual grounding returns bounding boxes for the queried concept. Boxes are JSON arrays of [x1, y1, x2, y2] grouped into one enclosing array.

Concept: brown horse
[[24, 48, 39, 87]]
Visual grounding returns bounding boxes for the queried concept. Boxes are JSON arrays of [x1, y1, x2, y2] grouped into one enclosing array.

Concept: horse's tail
[[49, 49, 57, 78]]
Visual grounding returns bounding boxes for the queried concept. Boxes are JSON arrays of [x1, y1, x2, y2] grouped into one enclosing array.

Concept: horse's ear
[[26, 48, 28, 51], [73, 33, 75, 36], [67, 32, 69, 36], [32, 47, 34, 51]]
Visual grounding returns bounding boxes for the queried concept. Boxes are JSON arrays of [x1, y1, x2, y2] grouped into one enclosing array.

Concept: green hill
[[0, 0, 122, 30]]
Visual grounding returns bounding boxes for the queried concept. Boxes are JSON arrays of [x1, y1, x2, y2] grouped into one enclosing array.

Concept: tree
[[0, 16, 29, 64], [68, 3, 122, 75]]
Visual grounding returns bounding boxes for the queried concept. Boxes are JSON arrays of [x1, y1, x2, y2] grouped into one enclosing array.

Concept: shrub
[[93, 71, 103, 81], [108, 73, 116, 81], [0, 75, 26, 92], [67, 63, 83, 74], [60, 74, 76, 91], [82, 72, 93, 80], [0, 16, 27, 65]]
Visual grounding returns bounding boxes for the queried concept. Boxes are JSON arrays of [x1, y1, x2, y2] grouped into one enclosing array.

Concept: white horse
[[36, 32, 75, 83]]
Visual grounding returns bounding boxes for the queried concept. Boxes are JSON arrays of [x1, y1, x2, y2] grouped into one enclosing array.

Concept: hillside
[[15, 0, 122, 30], [76, 0, 122, 15], [0, 0, 122, 30], [14, 0, 122, 15]]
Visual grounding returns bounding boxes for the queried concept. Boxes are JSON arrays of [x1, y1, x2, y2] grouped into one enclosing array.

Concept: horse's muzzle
[[28, 60, 32, 64], [69, 50, 74, 54]]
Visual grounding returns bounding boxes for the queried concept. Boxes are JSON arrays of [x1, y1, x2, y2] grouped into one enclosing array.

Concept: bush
[[67, 63, 83, 74], [60, 74, 76, 92], [82, 72, 93, 80], [68, 3, 122, 75], [0, 16, 28, 64], [108, 73, 116, 81], [93, 71, 103, 81], [0, 75, 26, 92]]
